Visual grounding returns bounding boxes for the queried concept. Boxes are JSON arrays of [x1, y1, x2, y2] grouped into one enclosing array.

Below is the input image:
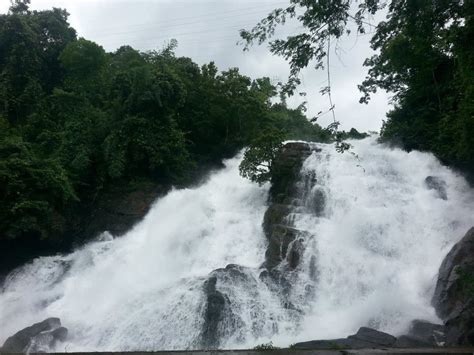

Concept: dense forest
[[242, 0, 474, 182], [0, 1, 332, 271]]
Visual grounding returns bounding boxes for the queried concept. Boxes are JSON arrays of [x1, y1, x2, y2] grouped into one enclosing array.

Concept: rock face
[[199, 143, 323, 348], [432, 227, 474, 345], [1, 317, 68, 353], [394, 320, 446, 347], [293, 327, 397, 349], [294, 322, 447, 350], [200, 264, 251, 349], [257, 141, 325, 320], [201, 276, 228, 349], [262, 142, 321, 275]]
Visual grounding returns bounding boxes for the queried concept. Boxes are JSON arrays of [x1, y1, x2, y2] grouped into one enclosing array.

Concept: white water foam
[[0, 155, 270, 350], [0, 137, 473, 350], [292, 137, 474, 344]]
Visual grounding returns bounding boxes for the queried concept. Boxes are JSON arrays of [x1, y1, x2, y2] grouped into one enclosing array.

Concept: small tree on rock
[[239, 128, 284, 184]]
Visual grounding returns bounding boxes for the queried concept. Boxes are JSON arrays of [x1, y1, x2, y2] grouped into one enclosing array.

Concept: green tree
[[239, 128, 285, 184], [241, 0, 474, 180], [0, 1, 76, 123], [0, 5, 329, 271], [0, 117, 76, 241]]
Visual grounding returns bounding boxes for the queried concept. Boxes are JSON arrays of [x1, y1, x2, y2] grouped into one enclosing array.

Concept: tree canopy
[[0, 0, 330, 265], [241, 0, 474, 180]]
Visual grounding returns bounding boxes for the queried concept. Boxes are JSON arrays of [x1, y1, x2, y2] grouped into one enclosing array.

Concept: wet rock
[[292, 327, 397, 349], [262, 204, 291, 235], [264, 225, 302, 270], [201, 265, 254, 349], [425, 176, 448, 200], [409, 320, 446, 345], [287, 238, 304, 270], [292, 338, 353, 350], [269, 142, 314, 204], [1, 317, 67, 353], [394, 335, 432, 348], [201, 276, 227, 349], [394, 319, 445, 348], [348, 327, 397, 347], [262, 142, 322, 274], [432, 227, 474, 346], [27, 326, 68, 353], [308, 254, 319, 281], [306, 188, 326, 216]]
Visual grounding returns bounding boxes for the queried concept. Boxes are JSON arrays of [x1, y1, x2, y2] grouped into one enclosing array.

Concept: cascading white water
[[1, 137, 473, 351], [290, 138, 474, 344]]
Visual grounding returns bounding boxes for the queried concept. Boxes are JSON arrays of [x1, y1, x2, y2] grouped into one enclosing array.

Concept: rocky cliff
[[199, 142, 324, 348], [432, 227, 474, 345]]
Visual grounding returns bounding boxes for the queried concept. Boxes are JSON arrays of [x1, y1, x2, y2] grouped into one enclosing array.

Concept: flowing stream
[[1, 137, 473, 351]]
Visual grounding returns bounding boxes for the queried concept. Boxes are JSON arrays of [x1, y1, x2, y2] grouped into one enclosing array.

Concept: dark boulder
[[432, 227, 474, 345], [201, 276, 227, 349], [408, 320, 446, 345], [394, 335, 432, 348], [292, 338, 353, 350], [287, 238, 304, 270], [264, 225, 305, 270], [394, 320, 445, 347], [262, 204, 291, 236], [200, 265, 252, 349], [269, 142, 314, 204], [305, 188, 326, 216], [425, 176, 448, 200], [1, 317, 68, 353], [292, 327, 397, 349], [347, 327, 397, 347]]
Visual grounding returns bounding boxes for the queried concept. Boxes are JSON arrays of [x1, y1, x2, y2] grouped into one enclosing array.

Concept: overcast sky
[[1, 0, 391, 131]]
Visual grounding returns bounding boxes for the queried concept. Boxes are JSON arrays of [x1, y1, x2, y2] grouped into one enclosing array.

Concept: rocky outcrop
[[1, 317, 68, 353], [432, 227, 474, 346], [201, 276, 228, 349], [261, 142, 321, 274], [268, 142, 314, 203], [200, 265, 250, 349], [394, 320, 446, 347], [425, 176, 448, 200], [293, 327, 397, 349], [293, 322, 447, 350]]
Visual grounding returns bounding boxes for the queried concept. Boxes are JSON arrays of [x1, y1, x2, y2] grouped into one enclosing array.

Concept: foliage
[[0, 118, 77, 240], [241, 0, 474, 181], [239, 129, 285, 185], [370, 2, 474, 179], [338, 128, 370, 141], [253, 341, 280, 350], [0, 0, 328, 257], [240, 0, 383, 96]]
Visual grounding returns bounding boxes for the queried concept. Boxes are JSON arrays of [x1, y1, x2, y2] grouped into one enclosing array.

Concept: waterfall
[[1, 137, 473, 351]]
